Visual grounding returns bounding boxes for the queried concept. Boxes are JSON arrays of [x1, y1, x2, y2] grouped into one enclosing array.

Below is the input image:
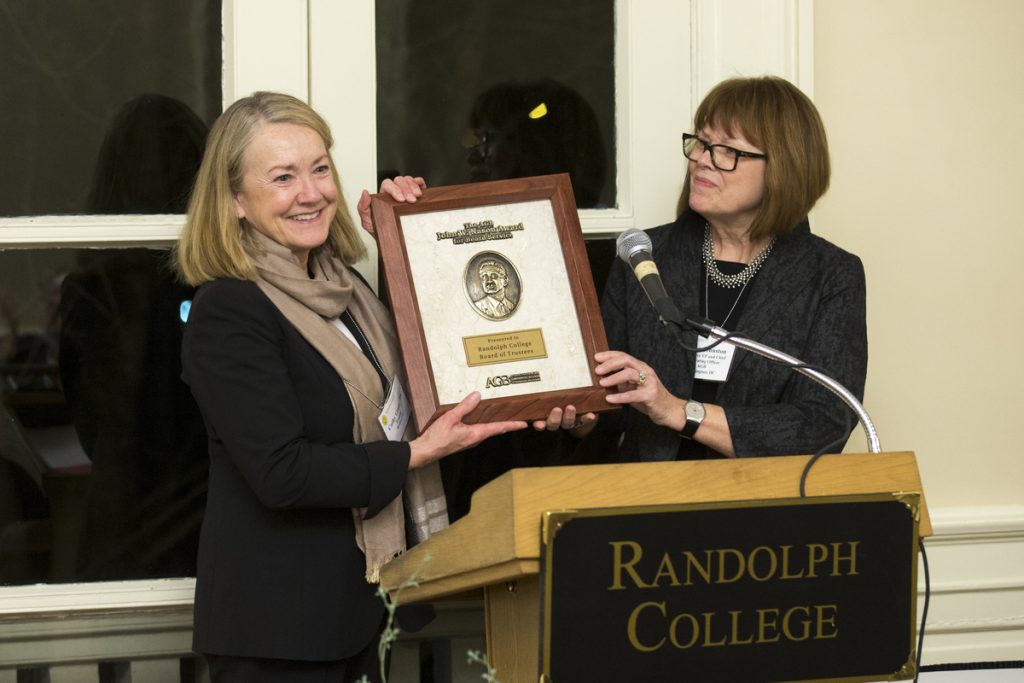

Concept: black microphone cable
[[914, 540, 931, 683]]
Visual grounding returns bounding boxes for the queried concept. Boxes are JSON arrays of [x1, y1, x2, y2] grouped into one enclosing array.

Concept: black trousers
[[204, 630, 385, 683]]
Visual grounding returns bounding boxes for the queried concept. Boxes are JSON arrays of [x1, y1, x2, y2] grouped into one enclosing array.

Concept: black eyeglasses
[[682, 133, 766, 171]]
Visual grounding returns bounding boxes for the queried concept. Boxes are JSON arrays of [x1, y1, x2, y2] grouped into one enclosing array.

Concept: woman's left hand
[[594, 350, 683, 428], [357, 176, 426, 234], [408, 391, 527, 469], [594, 350, 737, 457]]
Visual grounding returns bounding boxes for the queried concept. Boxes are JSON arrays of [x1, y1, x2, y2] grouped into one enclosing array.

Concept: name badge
[[694, 335, 736, 382], [378, 376, 411, 441]]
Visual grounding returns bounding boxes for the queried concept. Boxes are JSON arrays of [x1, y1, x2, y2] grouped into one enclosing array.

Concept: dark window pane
[[0, 1, 221, 216], [1, 248, 207, 584], [376, 0, 616, 208]]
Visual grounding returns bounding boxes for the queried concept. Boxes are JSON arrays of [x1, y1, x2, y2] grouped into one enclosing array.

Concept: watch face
[[686, 401, 706, 420]]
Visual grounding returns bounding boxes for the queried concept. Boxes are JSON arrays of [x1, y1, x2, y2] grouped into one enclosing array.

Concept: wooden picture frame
[[370, 173, 612, 430]]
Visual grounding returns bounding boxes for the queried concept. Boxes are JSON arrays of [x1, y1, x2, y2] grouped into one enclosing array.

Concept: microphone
[[615, 229, 683, 325]]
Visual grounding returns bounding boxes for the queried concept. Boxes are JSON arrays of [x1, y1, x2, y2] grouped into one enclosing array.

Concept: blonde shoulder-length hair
[[175, 91, 366, 285], [677, 76, 831, 242]]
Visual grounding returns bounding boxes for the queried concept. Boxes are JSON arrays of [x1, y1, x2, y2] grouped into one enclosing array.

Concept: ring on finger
[[637, 369, 647, 387]]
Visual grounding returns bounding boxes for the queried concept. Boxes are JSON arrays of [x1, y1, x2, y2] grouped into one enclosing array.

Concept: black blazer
[[182, 278, 410, 661], [589, 210, 868, 461]]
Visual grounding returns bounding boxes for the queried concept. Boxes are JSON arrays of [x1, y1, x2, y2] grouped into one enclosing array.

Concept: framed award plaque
[[370, 173, 613, 429]]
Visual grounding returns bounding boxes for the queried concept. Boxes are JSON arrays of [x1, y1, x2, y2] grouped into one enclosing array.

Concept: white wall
[[814, 0, 1024, 508], [813, 1, 1024, 663]]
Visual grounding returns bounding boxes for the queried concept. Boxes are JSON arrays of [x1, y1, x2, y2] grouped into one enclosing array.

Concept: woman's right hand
[[407, 392, 526, 469], [357, 175, 426, 235]]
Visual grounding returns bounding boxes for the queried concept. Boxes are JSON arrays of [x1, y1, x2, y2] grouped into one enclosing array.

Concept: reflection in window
[[86, 94, 209, 214], [0, 0, 219, 584], [1, 248, 207, 585], [376, 0, 615, 208], [0, 0, 221, 216]]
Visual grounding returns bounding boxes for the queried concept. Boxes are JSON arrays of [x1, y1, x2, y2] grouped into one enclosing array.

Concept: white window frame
[[0, 0, 811, 616], [0, 0, 311, 618]]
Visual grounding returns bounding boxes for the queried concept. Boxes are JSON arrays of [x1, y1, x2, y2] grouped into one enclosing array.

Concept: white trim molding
[[690, 0, 814, 102], [0, 215, 185, 248], [918, 505, 1024, 664], [0, 579, 195, 617], [222, 0, 309, 105], [0, 580, 196, 670]]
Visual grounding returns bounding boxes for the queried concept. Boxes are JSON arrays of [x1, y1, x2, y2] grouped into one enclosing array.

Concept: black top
[[580, 209, 868, 462], [678, 259, 754, 459], [182, 278, 410, 661]]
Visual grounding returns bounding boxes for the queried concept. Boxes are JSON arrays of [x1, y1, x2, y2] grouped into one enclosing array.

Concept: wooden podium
[[380, 452, 930, 683]]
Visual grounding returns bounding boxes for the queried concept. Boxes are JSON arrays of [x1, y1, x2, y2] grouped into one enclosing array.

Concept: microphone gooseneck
[[691, 320, 882, 453]]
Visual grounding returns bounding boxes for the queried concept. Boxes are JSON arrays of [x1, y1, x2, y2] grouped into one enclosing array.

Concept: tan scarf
[[244, 230, 448, 582]]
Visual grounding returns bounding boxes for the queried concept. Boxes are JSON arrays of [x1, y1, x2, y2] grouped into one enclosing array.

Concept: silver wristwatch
[[680, 400, 705, 439]]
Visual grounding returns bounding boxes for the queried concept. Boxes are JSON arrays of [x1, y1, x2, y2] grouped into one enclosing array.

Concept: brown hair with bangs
[[175, 91, 366, 285], [677, 76, 830, 242]]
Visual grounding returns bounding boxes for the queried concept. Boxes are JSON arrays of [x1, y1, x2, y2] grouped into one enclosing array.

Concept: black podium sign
[[539, 494, 920, 683]]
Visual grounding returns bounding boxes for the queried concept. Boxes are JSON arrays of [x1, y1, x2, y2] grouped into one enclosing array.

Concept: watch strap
[[680, 400, 704, 439]]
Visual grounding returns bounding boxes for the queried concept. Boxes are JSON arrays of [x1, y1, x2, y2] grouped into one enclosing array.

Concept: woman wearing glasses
[[574, 76, 867, 461]]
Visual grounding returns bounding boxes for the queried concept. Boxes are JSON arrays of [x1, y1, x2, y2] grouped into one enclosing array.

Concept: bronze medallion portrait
[[464, 251, 522, 321]]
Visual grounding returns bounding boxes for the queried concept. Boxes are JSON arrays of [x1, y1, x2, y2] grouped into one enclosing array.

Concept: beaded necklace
[[701, 222, 774, 289]]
